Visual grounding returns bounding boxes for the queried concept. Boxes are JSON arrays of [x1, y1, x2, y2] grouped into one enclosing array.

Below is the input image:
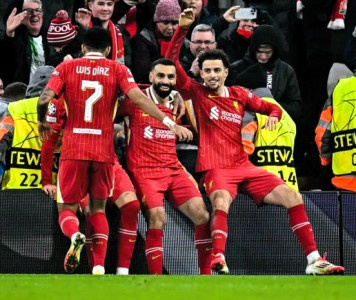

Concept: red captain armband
[[162, 116, 176, 129]]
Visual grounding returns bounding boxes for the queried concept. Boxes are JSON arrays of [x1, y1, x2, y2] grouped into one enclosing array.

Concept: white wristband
[[162, 116, 176, 129]]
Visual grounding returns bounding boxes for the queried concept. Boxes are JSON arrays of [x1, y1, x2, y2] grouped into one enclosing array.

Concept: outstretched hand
[[75, 8, 92, 28], [179, 8, 195, 29], [6, 8, 28, 37]]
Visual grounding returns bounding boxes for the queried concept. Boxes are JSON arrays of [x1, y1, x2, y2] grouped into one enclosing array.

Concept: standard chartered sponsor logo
[[155, 129, 175, 139], [210, 106, 219, 120], [221, 111, 242, 124], [209, 106, 241, 124], [143, 126, 175, 139], [144, 126, 153, 139]]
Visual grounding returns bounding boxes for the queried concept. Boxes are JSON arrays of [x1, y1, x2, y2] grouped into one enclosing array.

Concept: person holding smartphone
[[217, 6, 288, 63]]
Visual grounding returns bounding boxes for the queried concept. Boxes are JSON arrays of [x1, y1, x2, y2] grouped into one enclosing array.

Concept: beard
[[152, 83, 174, 98]]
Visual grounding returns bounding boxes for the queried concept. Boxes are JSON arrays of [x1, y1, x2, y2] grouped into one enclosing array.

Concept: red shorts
[[130, 168, 201, 210], [203, 160, 284, 205], [58, 160, 114, 204], [107, 160, 136, 204]]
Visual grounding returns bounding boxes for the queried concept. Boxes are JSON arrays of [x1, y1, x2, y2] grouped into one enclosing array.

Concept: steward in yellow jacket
[[315, 75, 356, 192]]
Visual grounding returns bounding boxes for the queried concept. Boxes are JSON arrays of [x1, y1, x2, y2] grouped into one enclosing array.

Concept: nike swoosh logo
[[129, 239, 136, 243], [151, 255, 161, 260], [208, 94, 218, 99], [205, 248, 213, 252], [142, 112, 149, 117]]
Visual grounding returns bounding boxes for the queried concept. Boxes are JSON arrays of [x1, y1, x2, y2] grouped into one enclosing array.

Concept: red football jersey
[[117, 86, 181, 177], [46, 52, 137, 163], [166, 27, 282, 172], [45, 97, 66, 131]]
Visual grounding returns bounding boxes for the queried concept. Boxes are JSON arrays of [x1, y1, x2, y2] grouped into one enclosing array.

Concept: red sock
[[195, 222, 212, 275], [90, 212, 109, 267], [117, 200, 140, 269], [85, 213, 94, 271], [210, 210, 228, 255], [288, 204, 317, 256], [58, 209, 79, 239], [145, 229, 164, 274]]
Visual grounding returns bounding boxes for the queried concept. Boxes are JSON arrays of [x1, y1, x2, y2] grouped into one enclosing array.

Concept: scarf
[[328, 0, 348, 30], [89, 20, 125, 64]]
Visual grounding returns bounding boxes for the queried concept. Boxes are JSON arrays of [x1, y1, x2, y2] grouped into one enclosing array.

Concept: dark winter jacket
[[218, 8, 289, 63], [228, 25, 302, 122], [131, 23, 162, 84]]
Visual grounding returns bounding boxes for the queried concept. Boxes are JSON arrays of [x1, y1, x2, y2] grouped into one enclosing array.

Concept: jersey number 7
[[82, 80, 103, 122]]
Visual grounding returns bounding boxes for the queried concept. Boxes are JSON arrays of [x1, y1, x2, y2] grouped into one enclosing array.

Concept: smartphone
[[234, 8, 257, 20]]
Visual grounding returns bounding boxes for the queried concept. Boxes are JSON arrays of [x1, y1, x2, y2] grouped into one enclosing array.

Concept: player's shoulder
[[229, 85, 253, 99]]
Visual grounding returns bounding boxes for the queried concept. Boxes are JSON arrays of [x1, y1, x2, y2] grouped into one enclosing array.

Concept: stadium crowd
[[0, 0, 355, 275]]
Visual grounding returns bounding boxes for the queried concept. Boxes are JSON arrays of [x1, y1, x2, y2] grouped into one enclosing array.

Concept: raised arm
[[165, 9, 195, 96]]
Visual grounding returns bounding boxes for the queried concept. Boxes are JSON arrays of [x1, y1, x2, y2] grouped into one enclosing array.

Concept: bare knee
[[179, 197, 210, 225], [115, 191, 138, 209], [210, 190, 232, 213], [90, 198, 107, 213], [147, 208, 166, 230], [57, 203, 78, 213]]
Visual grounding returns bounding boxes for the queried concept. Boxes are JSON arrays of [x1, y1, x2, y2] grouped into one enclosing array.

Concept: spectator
[[75, 0, 131, 66], [179, 0, 217, 39], [241, 85, 299, 191], [217, 6, 288, 63], [166, 8, 345, 276], [117, 58, 212, 275], [112, 0, 159, 39], [315, 74, 356, 192], [0, 81, 28, 184], [0, 66, 54, 190], [242, 0, 295, 63], [131, 0, 181, 83], [1, 0, 50, 85], [46, 10, 84, 67], [228, 24, 302, 124], [0, 81, 27, 107], [180, 23, 217, 81]]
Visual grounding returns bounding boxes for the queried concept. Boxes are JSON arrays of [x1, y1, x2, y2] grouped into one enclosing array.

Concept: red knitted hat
[[154, 0, 181, 23], [47, 10, 76, 47]]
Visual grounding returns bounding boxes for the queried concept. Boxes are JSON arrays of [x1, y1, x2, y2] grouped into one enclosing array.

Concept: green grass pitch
[[1, 275, 355, 300]]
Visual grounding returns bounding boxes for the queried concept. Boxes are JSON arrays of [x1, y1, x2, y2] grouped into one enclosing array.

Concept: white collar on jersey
[[222, 86, 229, 97], [84, 52, 106, 59], [147, 86, 174, 108]]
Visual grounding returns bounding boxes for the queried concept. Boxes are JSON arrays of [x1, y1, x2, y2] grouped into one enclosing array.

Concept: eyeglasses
[[23, 8, 43, 15], [159, 20, 179, 26], [190, 40, 215, 45]]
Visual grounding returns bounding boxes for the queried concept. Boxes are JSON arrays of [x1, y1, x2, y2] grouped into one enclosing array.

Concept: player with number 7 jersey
[[46, 54, 134, 163], [37, 27, 192, 275]]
